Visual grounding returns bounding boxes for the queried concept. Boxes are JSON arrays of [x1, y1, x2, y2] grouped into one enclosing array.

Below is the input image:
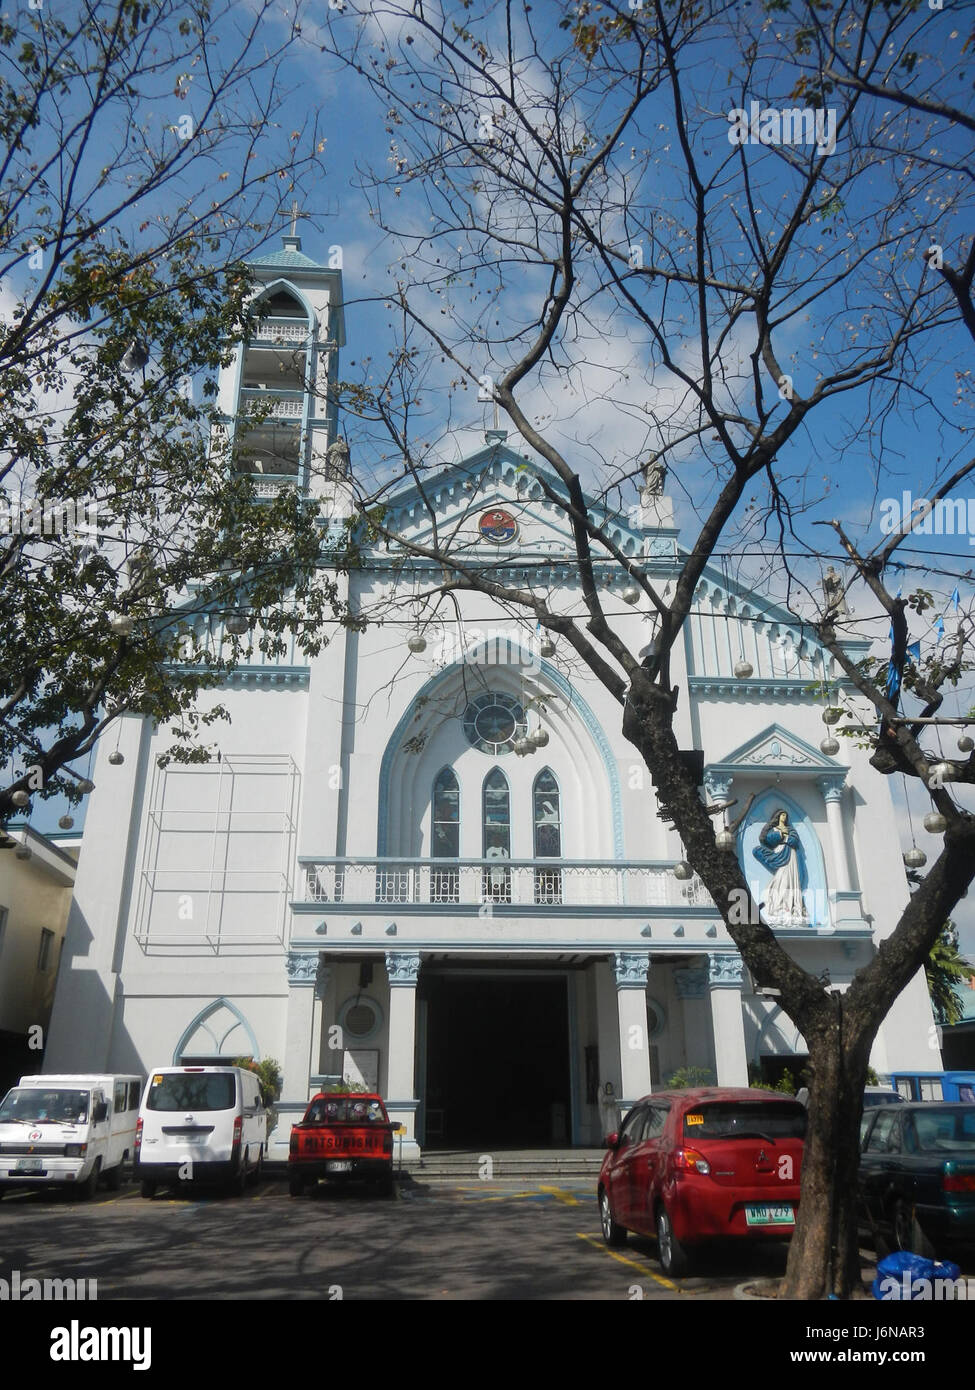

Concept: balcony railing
[[251, 317, 310, 345], [299, 858, 713, 910], [239, 388, 304, 419]]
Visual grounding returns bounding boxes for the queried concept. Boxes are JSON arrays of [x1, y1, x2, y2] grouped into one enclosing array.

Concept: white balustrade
[[301, 859, 712, 910]]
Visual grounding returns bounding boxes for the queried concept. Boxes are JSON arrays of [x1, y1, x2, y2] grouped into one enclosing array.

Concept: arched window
[[533, 768, 562, 903], [482, 767, 511, 901], [431, 768, 460, 903]]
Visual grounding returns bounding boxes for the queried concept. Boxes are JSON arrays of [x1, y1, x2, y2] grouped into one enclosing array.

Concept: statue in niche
[[752, 808, 808, 923]]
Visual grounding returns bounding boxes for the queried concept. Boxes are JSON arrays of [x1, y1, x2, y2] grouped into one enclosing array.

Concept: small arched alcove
[[173, 997, 260, 1065]]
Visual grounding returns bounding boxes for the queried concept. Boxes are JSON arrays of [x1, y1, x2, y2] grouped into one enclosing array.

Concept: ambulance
[[0, 1073, 142, 1199]]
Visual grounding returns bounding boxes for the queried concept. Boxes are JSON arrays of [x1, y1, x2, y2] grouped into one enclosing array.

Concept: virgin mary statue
[[752, 809, 807, 923]]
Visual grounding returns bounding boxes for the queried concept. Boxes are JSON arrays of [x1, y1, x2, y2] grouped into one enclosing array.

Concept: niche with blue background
[[736, 790, 829, 928]]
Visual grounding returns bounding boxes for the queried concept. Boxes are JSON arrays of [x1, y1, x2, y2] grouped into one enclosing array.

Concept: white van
[[135, 1065, 267, 1197], [0, 1074, 143, 1199]]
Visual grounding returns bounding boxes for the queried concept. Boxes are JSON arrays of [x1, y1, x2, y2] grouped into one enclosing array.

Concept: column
[[613, 952, 653, 1108], [818, 774, 851, 892], [708, 951, 749, 1086], [385, 950, 421, 1159], [673, 963, 710, 1073], [818, 773, 868, 929], [269, 951, 321, 1161]]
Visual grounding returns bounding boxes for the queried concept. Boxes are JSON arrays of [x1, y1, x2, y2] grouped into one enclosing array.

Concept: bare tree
[[315, 0, 975, 1297]]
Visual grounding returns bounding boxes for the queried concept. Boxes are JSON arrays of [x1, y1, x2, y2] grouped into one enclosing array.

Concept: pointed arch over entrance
[[172, 998, 259, 1065]]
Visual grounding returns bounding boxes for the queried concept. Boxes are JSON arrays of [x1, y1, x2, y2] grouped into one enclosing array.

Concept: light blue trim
[[708, 721, 846, 775], [173, 997, 259, 1064], [739, 789, 830, 928], [287, 932, 869, 952], [377, 656, 624, 858], [250, 277, 317, 329]]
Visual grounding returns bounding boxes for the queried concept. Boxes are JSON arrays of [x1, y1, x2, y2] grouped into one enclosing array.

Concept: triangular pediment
[[381, 442, 670, 562], [710, 723, 839, 772]]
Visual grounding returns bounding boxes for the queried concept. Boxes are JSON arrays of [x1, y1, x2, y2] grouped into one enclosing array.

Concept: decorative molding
[[286, 950, 320, 984], [314, 962, 332, 1000], [818, 774, 847, 803], [674, 965, 708, 1000], [689, 677, 827, 699], [221, 665, 310, 688], [708, 952, 744, 989], [612, 951, 650, 988], [707, 723, 847, 795], [703, 772, 734, 802], [385, 950, 422, 986]]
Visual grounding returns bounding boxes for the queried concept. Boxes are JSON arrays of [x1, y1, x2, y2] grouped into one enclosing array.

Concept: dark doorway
[[423, 973, 571, 1147]]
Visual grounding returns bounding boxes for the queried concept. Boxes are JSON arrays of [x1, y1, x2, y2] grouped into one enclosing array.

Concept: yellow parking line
[[576, 1232, 681, 1292], [538, 1185, 581, 1206], [462, 1190, 541, 1203]]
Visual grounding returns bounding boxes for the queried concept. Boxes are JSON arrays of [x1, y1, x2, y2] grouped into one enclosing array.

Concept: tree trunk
[[781, 1015, 873, 1299]]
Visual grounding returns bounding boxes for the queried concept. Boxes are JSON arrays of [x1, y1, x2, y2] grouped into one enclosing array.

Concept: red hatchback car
[[598, 1087, 806, 1275]]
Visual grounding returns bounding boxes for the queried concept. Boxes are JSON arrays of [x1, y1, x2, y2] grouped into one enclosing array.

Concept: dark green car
[[858, 1103, 975, 1257]]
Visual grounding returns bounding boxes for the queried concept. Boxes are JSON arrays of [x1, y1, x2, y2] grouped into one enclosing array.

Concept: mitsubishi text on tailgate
[[288, 1093, 395, 1197]]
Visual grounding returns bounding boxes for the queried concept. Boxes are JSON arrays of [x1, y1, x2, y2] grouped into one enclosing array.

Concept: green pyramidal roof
[[246, 235, 333, 273]]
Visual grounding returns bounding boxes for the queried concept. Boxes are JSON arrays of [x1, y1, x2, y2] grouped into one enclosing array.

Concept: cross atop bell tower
[[282, 200, 303, 255]]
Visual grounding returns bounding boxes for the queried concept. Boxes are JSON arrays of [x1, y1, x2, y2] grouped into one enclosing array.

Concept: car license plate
[[745, 1204, 795, 1226], [327, 1161, 352, 1173], [15, 1159, 43, 1173]]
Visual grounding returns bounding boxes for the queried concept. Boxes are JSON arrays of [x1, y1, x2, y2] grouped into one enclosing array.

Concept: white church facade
[[45, 236, 939, 1160]]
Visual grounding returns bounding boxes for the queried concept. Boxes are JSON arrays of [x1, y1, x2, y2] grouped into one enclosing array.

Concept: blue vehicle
[[889, 1071, 975, 1103]]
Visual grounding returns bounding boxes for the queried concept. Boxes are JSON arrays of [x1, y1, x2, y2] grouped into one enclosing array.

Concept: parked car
[[796, 1084, 903, 1109], [857, 1102, 975, 1257], [134, 1066, 267, 1198], [288, 1092, 396, 1197], [597, 1087, 805, 1276], [0, 1074, 142, 1200], [863, 1086, 905, 1107]]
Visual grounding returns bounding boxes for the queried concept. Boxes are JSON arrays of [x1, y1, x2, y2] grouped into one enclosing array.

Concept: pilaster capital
[[818, 772, 847, 803], [385, 950, 422, 987], [286, 950, 320, 986], [613, 951, 650, 988], [708, 951, 744, 989], [704, 771, 734, 803]]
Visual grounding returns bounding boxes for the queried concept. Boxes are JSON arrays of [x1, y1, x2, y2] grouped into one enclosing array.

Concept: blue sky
[[8, 0, 974, 953]]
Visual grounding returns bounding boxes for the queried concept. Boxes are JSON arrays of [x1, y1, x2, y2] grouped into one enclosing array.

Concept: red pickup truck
[[288, 1093, 396, 1197]]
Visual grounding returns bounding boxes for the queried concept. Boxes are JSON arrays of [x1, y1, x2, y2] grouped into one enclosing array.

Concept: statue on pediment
[[822, 565, 848, 616], [641, 457, 667, 498]]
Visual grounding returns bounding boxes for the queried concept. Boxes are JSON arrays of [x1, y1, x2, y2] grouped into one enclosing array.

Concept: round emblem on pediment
[[478, 508, 518, 544]]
